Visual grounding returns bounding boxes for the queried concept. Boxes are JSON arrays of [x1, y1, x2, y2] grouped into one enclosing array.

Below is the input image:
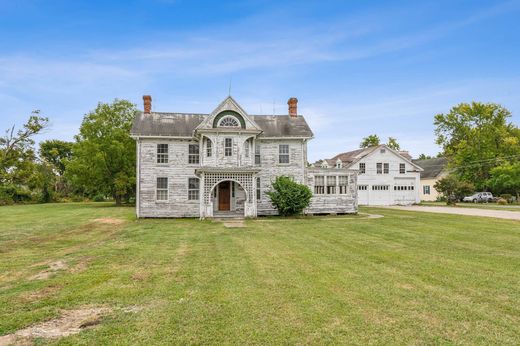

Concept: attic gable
[[195, 96, 262, 132]]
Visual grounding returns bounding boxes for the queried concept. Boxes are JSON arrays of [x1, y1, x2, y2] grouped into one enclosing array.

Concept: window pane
[[157, 177, 168, 189], [188, 178, 199, 200], [157, 144, 168, 163]]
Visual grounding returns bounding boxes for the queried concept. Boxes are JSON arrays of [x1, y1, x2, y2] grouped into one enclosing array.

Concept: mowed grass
[[420, 201, 520, 212], [1, 203, 520, 344]]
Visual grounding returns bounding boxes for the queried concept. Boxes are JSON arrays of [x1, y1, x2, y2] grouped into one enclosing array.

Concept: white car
[[463, 192, 494, 203]]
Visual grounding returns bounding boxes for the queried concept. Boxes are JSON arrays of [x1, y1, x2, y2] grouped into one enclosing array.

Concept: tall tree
[[434, 102, 520, 190], [0, 111, 48, 185], [360, 134, 380, 148], [66, 100, 137, 205], [434, 175, 474, 205], [39, 139, 73, 176]]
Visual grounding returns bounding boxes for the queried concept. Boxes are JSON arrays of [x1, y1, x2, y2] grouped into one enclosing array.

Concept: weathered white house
[[320, 145, 423, 205], [131, 95, 357, 218]]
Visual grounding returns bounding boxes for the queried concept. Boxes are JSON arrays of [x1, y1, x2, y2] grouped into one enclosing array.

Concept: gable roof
[[327, 145, 423, 171], [412, 157, 448, 179]]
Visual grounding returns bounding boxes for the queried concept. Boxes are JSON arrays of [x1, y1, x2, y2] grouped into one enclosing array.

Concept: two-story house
[[320, 145, 423, 205], [131, 95, 358, 218]]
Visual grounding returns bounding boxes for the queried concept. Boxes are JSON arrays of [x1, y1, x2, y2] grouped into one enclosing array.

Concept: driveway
[[384, 205, 520, 221]]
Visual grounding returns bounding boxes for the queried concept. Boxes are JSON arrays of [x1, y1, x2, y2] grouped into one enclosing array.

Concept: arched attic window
[[219, 116, 240, 127], [212, 111, 246, 128]]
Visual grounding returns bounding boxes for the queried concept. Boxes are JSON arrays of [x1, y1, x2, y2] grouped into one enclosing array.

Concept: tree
[[0, 111, 48, 188], [66, 100, 137, 205], [387, 137, 400, 151], [487, 163, 520, 200], [266, 176, 312, 216], [434, 102, 520, 190], [433, 175, 474, 205], [39, 139, 73, 176], [360, 134, 380, 148], [418, 154, 433, 160]]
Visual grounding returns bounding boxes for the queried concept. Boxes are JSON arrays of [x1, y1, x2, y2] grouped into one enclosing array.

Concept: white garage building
[[321, 145, 423, 206]]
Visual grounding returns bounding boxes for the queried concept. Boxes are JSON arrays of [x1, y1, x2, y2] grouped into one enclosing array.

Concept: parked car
[[463, 192, 494, 203]]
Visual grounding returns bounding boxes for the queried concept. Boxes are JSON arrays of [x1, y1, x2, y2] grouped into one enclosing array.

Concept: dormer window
[[218, 116, 240, 127]]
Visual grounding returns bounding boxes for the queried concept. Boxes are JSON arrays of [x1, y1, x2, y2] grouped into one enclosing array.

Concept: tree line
[[1, 100, 518, 206], [0, 100, 137, 205]]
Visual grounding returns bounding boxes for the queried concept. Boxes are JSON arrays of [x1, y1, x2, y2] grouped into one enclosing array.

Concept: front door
[[218, 181, 231, 211]]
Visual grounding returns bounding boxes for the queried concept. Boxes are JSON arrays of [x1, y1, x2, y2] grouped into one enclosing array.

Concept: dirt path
[[385, 205, 520, 221]]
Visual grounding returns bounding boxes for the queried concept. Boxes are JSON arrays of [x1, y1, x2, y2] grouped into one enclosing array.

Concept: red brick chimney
[[143, 95, 152, 114], [287, 97, 298, 118]]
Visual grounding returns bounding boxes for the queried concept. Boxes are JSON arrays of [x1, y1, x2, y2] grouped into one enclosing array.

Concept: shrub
[[92, 194, 105, 202], [266, 176, 312, 216], [497, 198, 508, 205], [434, 176, 474, 205]]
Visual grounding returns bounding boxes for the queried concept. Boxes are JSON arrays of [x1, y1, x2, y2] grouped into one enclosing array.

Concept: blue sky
[[1, 0, 519, 161]]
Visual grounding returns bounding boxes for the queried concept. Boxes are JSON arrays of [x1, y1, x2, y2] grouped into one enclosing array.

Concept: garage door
[[370, 185, 392, 205], [358, 185, 369, 204], [394, 180, 416, 205]]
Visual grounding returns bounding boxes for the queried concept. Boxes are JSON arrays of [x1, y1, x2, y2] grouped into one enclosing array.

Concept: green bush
[[266, 176, 312, 216], [92, 194, 105, 202]]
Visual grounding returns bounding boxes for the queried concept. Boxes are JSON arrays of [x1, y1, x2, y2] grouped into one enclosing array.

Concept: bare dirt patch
[[223, 220, 246, 228], [93, 218, 125, 225], [0, 307, 111, 345], [131, 271, 150, 282], [29, 260, 68, 280], [70, 257, 94, 274], [18, 284, 62, 303]]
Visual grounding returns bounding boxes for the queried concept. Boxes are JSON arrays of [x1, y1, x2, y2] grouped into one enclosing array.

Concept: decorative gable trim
[[195, 96, 262, 132]]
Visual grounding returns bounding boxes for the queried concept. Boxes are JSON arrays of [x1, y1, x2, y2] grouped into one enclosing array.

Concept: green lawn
[[420, 201, 520, 212], [1, 203, 520, 344]]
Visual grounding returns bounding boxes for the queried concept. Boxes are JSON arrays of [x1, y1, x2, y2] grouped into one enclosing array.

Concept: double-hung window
[[245, 139, 250, 158], [359, 162, 365, 174], [383, 163, 389, 174], [314, 176, 325, 194], [157, 144, 168, 163], [376, 163, 383, 174], [188, 144, 199, 164], [399, 163, 405, 174], [339, 176, 348, 194], [188, 178, 199, 200], [423, 185, 430, 195], [256, 178, 261, 200], [156, 177, 168, 201], [279, 144, 289, 164], [255, 143, 261, 165], [326, 176, 336, 194], [224, 138, 232, 157], [206, 139, 212, 157]]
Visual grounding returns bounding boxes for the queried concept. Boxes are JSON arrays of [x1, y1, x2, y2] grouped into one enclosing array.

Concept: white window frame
[[326, 176, 336, 194], [224, 138, 233, 157], [339, 176, 348, 194], [188, 144, 200, 164], [399, 163, 405, 174], [383, 163, 389, 174], [156, 177, 168, 201], [359, 162, 365, 174], [255, 143, 261, 165], [218, 116, 240, 127], [206, 139, 212, 157], [188, 177, 199, 200], [279, 144, 290, 164], [256, 177, 261, 201], [423, 185, 430, 195], [376, 163, 382, 174], [157, 144, 169, 164], [314, 176, 325, 194]]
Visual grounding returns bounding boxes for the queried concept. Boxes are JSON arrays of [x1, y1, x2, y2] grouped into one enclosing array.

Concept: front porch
[[196, 168, 259, 219]]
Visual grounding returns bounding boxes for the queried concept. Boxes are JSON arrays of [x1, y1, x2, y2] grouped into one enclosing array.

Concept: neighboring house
[[319, 145, 423, 205], [130, 95, 358, 218], [412, 157, 448, 201]]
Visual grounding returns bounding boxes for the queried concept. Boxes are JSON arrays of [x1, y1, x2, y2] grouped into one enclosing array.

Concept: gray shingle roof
[[412, 157, 448, 179], [130, 112, 313, 138]]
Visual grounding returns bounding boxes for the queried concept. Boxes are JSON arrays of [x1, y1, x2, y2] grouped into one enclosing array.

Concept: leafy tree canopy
[[0, 111, 48, 185], [433, 175, 474, 205], [65, 99, 137, 205], [487, 163, 520, 199], [360, 134, 380, 148], [266, 176, 312, 216], [39, 139, 73, 176], [387, 137, 400, 151], [434, 102, 520, 190]]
